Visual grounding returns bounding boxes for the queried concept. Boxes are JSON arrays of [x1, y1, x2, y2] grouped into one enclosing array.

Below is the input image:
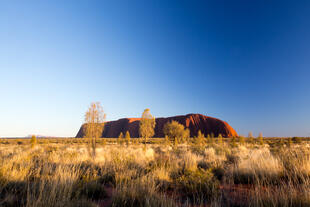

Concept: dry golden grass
[[0, 138, 310, 206]]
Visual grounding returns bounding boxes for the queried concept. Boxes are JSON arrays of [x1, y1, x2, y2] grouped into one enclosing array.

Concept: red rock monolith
[[76, 113, 238, 138]]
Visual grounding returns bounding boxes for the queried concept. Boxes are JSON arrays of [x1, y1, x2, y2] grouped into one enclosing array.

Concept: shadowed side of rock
[[76, 113, 238, 138]]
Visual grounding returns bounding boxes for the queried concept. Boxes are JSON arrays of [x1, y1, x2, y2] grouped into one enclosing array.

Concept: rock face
[[76, 114, 238, 138]]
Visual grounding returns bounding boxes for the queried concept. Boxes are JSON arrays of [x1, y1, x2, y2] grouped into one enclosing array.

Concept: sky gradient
[[1, 0, 310, 137]]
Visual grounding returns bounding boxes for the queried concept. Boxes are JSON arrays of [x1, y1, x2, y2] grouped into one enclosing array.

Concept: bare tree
[[84, 102, 106, 159]]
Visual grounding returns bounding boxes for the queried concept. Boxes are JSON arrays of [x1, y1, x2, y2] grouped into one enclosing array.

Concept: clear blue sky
[[0, 0, 310, 137]]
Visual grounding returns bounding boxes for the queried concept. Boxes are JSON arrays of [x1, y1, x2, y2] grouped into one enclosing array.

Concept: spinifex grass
[[0, 138, 309, 206]]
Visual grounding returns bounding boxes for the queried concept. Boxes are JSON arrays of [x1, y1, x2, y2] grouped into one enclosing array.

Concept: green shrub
[[231, 137, 237, 147], [31, 135, 37, 148], [194, 130, 205, 146], [118, 132, 124, 145], [292, 137, 302, 143], [164, 135, 170, 146], [217, 134, 223, 145], [163, 121, 190, 142], [258, 132, 264, 145], [288, 138, 293, 147], [171, 169, 219, 203], [125, 131, 131, 145], [239, 136, 245, 144], [78, 181, 107, 200], [112, 180, 176, 207]]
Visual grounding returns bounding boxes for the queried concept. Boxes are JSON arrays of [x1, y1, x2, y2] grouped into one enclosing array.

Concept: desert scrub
[[73, 180, 107, 200], [30, 135, 37, 148], [249, 183, 310, 207], [190, 145, 206, 156], [2, 139, 310, 206], [0, 145, 108, 207], [112, 178, 176, 207], [171, 168, 220, 204], [229, 147, 284, 184], [279, 145, 310, 182]]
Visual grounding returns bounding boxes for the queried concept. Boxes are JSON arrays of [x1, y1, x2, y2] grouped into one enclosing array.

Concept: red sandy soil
[[97, 186, 114, 207], [97, 184, 256, 207]]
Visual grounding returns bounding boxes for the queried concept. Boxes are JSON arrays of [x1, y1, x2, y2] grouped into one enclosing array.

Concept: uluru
[[76, 113, 238, 138]]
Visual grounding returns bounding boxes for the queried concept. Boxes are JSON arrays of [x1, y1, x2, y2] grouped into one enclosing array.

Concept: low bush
[[171, 168, 220, 203]]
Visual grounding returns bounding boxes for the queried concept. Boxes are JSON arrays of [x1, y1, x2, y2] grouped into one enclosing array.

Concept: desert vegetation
[[139, 109, 156, 144], [1, 137, 310, 207], [1, 103, 309, 206]]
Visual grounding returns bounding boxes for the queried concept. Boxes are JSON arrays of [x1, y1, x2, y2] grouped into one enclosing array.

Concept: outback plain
[[1, 134, 310, 206]]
